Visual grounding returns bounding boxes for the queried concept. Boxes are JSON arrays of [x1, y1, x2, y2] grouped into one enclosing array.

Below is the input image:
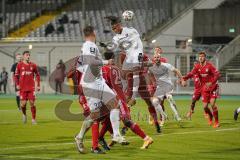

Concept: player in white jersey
[[74, 26, 126, 153], [106, 16, 144, 105], [148, 53, 184, 123]]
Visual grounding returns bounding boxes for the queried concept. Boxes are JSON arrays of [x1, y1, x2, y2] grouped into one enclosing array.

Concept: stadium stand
[[21, 0, 198, 42], [0, 0, 70, 38]]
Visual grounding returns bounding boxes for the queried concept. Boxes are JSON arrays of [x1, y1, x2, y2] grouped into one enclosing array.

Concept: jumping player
[[15, 51, 40, 124], [106, 16, 144, 105]]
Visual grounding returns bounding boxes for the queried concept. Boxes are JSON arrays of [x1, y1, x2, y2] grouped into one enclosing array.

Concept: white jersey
[[149, 62, 175, 85], [77, 41, 105, 83], [113, 27, 143, 59]]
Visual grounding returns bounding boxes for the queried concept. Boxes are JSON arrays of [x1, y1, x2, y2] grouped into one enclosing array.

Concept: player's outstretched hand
[[181, 80, 187, 87]]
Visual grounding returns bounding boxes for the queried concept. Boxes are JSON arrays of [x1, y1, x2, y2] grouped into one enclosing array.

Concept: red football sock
[[91, 121, 99, 149], [212, 106, 219, 123], [204, 107, 213, 119], [126, 73, 133, 98], [148, 107, 158, 125], [21, 106, 26, 115], [130, 123, 146, 139], [99, 117, 112, 138], [30, 106, 36, 120]]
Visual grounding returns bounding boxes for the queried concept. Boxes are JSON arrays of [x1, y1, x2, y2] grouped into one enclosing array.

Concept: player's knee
[[30, 101, 35, 107], [21, 101, 27, 107], [123, 119, 133, 128], [166, 94, 173, 100], [151, 97, 159, 106]]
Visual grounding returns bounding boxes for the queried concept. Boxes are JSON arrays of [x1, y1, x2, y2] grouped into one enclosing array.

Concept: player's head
[[104, 50, 114, 60], [198, 51, 206, 64], [106, 16, 122, 34], [154, 46, 163, 55], [16, 53, 22, 62], [153, 53, 161, 65], [83, 26, 96, 41], [22, 51, 30, 62]]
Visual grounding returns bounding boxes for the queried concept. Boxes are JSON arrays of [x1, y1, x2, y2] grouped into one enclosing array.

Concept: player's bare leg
[[29, 100, 37, 124], [209, 98, 220, 128], [20, 100, 27, 124]]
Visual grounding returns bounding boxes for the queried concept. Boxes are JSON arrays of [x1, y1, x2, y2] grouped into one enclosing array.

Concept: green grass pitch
[[0, 95, 240, 160]]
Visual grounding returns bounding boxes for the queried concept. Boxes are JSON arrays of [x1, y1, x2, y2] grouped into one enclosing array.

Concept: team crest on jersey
[[22, 67, 24, 70], [206, 68, 209, 72], [30, 67, 33, 70], [198, 69, 201, 72]]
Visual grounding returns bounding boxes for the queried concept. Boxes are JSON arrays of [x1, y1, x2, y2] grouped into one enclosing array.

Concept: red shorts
[[192, 89, 201, 101], [20, 91, 35, 101], [202, 84, 219, 103]]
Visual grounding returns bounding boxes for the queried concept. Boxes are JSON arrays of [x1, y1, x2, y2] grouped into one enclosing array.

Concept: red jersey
[[102, 65, 126, 102], [15, 62, 40, 91], [184, 61, 220, 91], [183, 72, 202, 91]]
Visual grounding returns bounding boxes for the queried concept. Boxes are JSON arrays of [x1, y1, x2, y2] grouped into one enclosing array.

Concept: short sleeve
[[163, 63, 175, 71]]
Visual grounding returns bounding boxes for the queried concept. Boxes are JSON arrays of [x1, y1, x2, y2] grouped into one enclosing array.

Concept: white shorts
[[122, 52, 141, 71], [81, 78, 116, 112], [154, 82, 173, 98]]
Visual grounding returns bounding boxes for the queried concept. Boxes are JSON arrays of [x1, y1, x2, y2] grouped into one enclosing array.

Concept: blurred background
[[0, 0, 239, 95]]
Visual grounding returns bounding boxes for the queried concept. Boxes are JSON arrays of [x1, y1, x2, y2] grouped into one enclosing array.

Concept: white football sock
[[167, 95, 180, 119], [77, 116, 93, 141], [237, 107, 240, 113], [110, 109, 121, 137]]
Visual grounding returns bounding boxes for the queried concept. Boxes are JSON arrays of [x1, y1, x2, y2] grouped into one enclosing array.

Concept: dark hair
[[22, 51, 30, 55], [83, 26, 94, 37], [104, 50, 114, 60], [198, 51, 206, 57], [105, 16, 121, 25]]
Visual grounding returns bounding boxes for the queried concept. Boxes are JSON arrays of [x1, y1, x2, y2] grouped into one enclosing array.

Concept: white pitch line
[[0, 127, 239, 152]]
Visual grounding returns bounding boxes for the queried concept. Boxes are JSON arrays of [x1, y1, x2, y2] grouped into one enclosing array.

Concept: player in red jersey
[[182, 52, 220, 128], [99, 51, 153, 149], [120, 51, 162, 133], [184, 61, 207, 119], [15, 51, 40, 124]]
